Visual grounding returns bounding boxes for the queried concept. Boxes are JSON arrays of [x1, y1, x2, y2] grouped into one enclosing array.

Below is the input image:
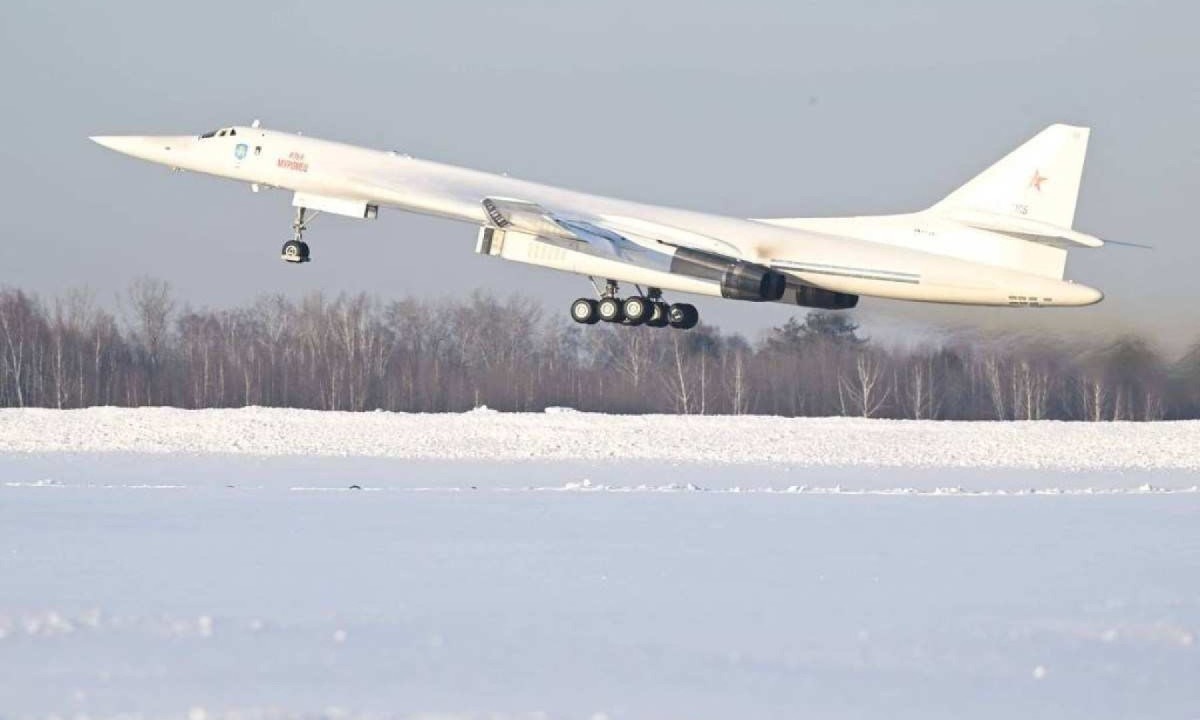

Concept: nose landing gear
[[281, 207, 314, 264]]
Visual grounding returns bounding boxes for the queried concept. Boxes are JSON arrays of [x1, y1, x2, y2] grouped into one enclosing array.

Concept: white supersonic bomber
[[92, 122, 1107, 330]]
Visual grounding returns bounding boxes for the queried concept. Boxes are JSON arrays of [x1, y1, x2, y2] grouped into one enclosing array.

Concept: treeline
[[1, 280, 1198, 419]]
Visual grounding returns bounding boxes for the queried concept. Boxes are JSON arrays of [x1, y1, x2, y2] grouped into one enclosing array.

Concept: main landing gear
[[570, 281, 699, 330], [281, 207, 313, 264]]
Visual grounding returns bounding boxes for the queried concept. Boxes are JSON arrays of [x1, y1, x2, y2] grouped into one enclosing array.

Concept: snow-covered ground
[[1, 409, 1198, 719], [3, 406, 1200, 471]]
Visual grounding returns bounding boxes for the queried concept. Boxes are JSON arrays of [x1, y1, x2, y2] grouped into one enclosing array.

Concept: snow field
[[1, 477, 1197, 720], [1, 406, 1199, 470], [2, 409, 1198, 719]]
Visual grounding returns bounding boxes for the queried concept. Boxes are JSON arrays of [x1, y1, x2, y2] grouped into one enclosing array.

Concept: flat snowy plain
[[1, 408, 1198, 720]]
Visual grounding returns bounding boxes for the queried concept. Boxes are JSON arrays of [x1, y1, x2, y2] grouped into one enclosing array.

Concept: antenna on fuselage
[[251, 119, 261, 129]]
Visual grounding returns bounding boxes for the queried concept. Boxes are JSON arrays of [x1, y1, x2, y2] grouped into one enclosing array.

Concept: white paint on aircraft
[[90, 123, 1107, 318]]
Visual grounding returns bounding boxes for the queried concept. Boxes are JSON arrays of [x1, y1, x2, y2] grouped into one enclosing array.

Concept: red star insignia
[[1029, 170, 1048, 192]]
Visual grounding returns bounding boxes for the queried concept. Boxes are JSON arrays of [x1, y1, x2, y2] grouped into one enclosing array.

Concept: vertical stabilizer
[[931, 124, 1090, 229]]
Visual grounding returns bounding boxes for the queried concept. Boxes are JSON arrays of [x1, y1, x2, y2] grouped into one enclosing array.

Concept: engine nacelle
[[720, 261, 788, 302], [795, 285, 859, 309], [670, 248, 787, 302]]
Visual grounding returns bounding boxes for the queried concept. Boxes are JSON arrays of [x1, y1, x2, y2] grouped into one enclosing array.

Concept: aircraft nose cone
[[90, 135, 187, 164], [89, 135, 121, 151], [90, 135, 147, 156]]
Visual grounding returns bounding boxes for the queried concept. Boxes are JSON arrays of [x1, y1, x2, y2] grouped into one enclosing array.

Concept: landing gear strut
[[281, 207, 313, 264], [569, 281, 698, 330]]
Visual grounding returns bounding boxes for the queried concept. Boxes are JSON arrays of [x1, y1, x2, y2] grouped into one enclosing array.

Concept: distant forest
[[1, 280, 1198, 420]]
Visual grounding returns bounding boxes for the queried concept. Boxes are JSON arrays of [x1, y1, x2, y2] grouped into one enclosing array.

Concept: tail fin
[[931, 124, 1090, 229]]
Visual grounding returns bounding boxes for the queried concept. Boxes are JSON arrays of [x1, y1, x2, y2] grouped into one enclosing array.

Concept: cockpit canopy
[[199, 127, 238, 139]]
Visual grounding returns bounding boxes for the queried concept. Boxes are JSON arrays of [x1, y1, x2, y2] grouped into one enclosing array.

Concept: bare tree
[[0, 290, 41, 407], [898, 351, 940, 420], [123, 277, 176, 405], [664, 332, 692, 414], [0, 283, 1194, 420], [839, 350, 891, 418], [727, 347, 750, 415]]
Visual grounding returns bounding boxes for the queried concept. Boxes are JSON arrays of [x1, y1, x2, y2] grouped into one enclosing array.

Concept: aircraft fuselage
[[90, 125, 1105, 311]]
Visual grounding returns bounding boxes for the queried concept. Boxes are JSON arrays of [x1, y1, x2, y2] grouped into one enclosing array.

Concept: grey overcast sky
[[1, 0, 1197, 350]]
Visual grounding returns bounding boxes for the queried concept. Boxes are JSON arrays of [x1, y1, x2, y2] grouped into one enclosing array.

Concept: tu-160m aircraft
[[91, 122, 1106, 329]]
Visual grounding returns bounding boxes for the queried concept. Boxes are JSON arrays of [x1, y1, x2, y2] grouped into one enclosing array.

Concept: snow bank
[[1, 407, 1198, 470]]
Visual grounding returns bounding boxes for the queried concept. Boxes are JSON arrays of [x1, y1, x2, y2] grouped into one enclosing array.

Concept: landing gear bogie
[[569, 282, 699, 330]]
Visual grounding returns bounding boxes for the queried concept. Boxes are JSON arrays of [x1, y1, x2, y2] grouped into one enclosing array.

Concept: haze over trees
[[1, 280, 1196, 420]]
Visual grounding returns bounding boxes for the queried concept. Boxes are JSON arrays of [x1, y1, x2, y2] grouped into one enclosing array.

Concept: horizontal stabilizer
[[942, 208, 1104, 249]]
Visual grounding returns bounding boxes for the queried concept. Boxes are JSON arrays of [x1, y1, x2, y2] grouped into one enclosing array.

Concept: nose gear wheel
[[281, 239, 310, 263]]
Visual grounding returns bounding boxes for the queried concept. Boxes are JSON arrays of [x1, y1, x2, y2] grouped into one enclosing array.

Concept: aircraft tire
[[668, 303, 699, 330], [647, 301, 670, 328], [570, 298, 600, 324], [281, 239, 310, 263], [622, 296, 649, 325], [597, 297, 624, 323]]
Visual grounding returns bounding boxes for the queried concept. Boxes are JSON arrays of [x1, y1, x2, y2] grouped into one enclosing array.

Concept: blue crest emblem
[[234, 143, 248, 160]]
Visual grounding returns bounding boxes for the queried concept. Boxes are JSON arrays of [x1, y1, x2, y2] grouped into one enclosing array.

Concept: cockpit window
[[198, 127, 238, 140]]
